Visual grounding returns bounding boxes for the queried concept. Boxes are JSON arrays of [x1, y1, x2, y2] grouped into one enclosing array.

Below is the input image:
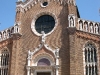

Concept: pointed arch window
[[84, 43, 98, 75], [0, 49, 10, 75]]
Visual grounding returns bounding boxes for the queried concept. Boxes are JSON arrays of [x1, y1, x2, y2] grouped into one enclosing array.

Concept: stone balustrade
[[68, 14, 100, 35], [0, 25, 20, 42], [77, 19, 100, 35]]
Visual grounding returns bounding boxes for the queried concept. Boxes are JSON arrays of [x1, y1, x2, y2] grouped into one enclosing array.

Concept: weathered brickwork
[[0, 0, 100, 75]]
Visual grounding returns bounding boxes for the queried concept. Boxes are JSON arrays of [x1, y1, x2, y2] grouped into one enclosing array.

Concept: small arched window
[[94, 24, 99, 34], [70, 17, 74, 27], [7, 30, 11, 38], [37, 58, 50, 66], [0, 49, 10, 75], [84, 43, 98, 75], [84, 22, 88, 32], [79, 20, 83, 30], [89, 23, 93, 33], [11, 27, 14, 33]]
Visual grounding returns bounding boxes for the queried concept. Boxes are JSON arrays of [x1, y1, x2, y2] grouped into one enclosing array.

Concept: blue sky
[[0, 0, 100, 31]]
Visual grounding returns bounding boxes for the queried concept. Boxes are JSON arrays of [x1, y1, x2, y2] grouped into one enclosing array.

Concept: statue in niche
[[95, 24, 99, 34], [79, 21, 83, 30], [7, 30, 11, 38], [90, 23, 93, 33], [41, 31, 46, 43], [55, 48, 59, 58], [14, 24, 19, 33], [28, 50, 33, 59], [3, 32, 6, 39], [70, 17, 74, 27], [84, 22, 88, 32]]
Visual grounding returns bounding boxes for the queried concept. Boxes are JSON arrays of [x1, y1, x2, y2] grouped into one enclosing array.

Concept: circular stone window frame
[[31, 12, 58, 36], [41, 1, 49, 7]]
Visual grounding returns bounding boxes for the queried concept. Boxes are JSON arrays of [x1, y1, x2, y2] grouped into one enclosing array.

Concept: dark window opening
[[35, 15, 55, 34], [43, 2, 48, 6]]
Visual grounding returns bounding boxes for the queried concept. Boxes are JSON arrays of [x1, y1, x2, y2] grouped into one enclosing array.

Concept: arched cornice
[[28, 43, 59, 59], [0, 47, 10, 54], [33, 53, 55, 66]]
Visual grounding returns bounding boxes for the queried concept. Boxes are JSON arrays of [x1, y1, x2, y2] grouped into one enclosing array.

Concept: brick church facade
[[0, 0, 100, 75]]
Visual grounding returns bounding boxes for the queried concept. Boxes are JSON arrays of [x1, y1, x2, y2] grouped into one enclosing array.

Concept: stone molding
[[27, 32, 60, 75], [33, 53, 55, 66], [77, 18, 100, 35], [16, 0, 73, 13], [31, 12, 58, 36], [0, 23, 21, 42], [76, 31, 100, 42], [68, 14, 76, 27]]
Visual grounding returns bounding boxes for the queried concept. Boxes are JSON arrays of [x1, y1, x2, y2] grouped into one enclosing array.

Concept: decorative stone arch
[[83, 41, 96, 48], [70, 17, 74, 27], [33, 53, 55, 66], [11, 27, 14, 34], [68, 14, 75, 27], [83, 41, 98, 75], [26, 31, 60, 75], [3, 31, 7, 40], [7, 29, 11, 38], [27, 46, 60, 75], [89, 22, 94, 33], [82, 41, 98, 51], [79, 20, 83, 30], [84, 21, 88, 32], [0, 47, 10, 60], [31, 12, 58, 36], [94, 23, 99, 34], [14, 24, 19, 33], [0, 47, 10, 75]]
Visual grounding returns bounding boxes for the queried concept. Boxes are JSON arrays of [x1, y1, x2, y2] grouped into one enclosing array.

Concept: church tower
[[0, 0, 100, 75]]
